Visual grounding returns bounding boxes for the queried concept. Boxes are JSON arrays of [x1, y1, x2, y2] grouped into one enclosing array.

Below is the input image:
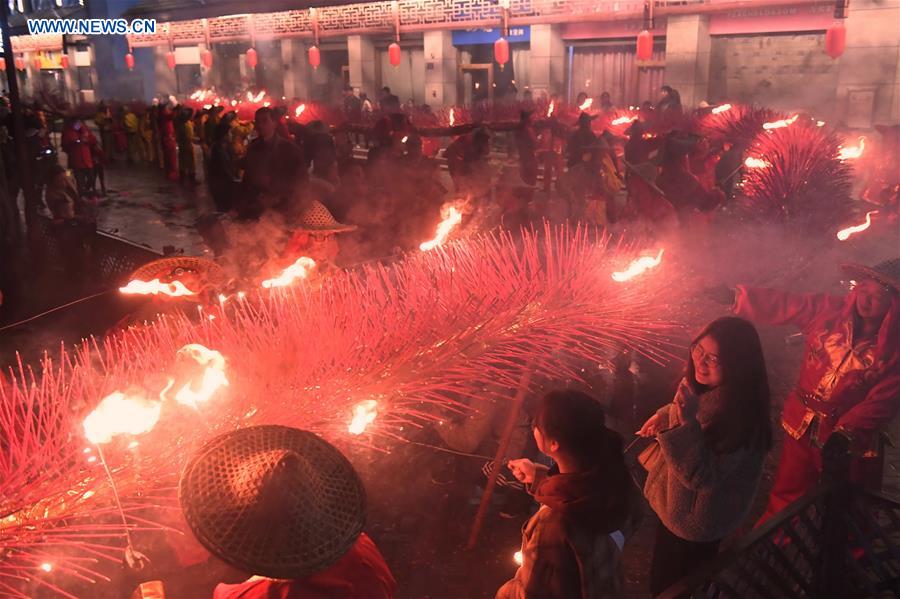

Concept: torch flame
[[762, 114, 799, 130], [348, 399, 378, 435], [836, 211, 878, 241], [261, 257, 317, 289], [611, 249, 664, 283], [295, 103, 306, 118], [162, 344, 229, 409], [420, 204, 463, 251], [514, 551, 523, 566], [83, 391, 162, 445], [837, 136, 866, 161], [744, 156, 771, 169], [711, 103, 732, 115], [547, 101, 555, 118], [578, 98, 593, 111], [449, 108, 456, 127], [611, 115, 638, 126], [119, 278, 196, 297]]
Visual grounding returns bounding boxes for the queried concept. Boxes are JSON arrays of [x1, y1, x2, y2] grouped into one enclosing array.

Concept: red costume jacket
[[212, 533, 396, 599], [62, 126, 97, 170], [734, 285, 900, 454]]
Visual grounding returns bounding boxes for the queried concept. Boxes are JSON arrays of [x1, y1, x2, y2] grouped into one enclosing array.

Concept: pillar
[[282, 39, 312, 100], [424, 30, 457, 107], [835, 0, 900, 126], [664, 14, 711, 109], [347, 35, 377, 96], [529, 24, 565, 97]]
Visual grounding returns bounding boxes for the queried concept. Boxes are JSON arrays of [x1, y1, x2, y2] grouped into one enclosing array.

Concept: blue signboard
[[452, 26, 530, 46]]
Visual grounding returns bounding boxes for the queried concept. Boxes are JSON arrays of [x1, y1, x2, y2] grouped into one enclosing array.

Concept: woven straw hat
[[296, 200, 357, 233], [841, 258, 900, 293], [179, 425, 366, 579]]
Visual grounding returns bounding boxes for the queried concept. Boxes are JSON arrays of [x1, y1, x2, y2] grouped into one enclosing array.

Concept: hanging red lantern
[[60, 54, 69, 69], [494, 37, 509, 68], [636, 30, 654, 61], [166, 51, 176, 70], [33, 56, 42, 71], [388, 42, 401, 67], [125, 52, 135, 70], [825, 21, 846, 59], [201, 48, 213, 69], [0, 60, 6, 72], [14, 56, 24, 71], [308, 45, 321, 69], [246, 47, 258, 69]]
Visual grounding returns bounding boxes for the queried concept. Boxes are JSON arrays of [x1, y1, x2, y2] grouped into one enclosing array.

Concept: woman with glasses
[[637, 317, 772, 596]]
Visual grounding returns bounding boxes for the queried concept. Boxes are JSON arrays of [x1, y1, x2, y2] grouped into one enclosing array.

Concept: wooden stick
[[466, 363, 534, 550]]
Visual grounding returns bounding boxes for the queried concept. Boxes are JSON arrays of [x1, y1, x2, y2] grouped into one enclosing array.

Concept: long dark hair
[[533, 390, 625, 471], [686, 317, 772, 451]]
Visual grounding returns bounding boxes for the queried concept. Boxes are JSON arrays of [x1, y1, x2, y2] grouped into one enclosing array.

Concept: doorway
[[458, 64, 493, 104]]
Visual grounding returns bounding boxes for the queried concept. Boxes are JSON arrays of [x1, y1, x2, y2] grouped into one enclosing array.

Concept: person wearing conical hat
[[282, 200, 357, 269], [708, 259, 900, 524], [179, 425, 396, 599]]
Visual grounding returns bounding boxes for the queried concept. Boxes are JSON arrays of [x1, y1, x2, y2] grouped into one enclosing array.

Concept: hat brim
[[296, 223, 359, 233], [841, 263, 900, 292], [179, 425, 366, 579]]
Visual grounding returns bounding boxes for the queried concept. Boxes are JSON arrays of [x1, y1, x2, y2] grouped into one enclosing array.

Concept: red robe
[[735, 286, 900, 520], [212, 533, 396, 599]]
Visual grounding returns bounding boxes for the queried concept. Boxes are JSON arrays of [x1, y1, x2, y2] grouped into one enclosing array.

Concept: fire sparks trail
[[744, 156, 771, 169], [119, 278, 196, 297], [420, 204, 463, 251], [294, 103, 306, 118], [449, 108, 456, 127], [837, 136, 866, 161], [836, 211, 878, 241], [762, 114, 799, 130], [83, 392, 162, 445], [162, 344, 229, 409], [348, 400, 378, 435], [611, 115, 638, 126], [611, 249, 664, 282], [578, 98, 593, 111], [261, 257, 317, 289], [546, 100, 555, 117], [711, 103, 732, 115]]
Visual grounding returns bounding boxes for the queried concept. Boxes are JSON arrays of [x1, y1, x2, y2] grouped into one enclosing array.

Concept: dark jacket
[[239, 134, 306, 220]]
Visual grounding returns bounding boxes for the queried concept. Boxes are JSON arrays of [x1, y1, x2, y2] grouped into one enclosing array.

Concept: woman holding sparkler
[[637, 317, 772, 597], [499, 390, 642, 599]]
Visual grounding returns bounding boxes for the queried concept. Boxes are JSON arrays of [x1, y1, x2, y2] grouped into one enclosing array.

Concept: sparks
[[711, 103, 732, 115], [419, 204, 463, 251], [611, 115, 638, 126], [513, 551, 523, 566], [547, 100, 555, 117], [578, 98, 593, 111], [836, 211, 878, 241], [744, 156, 771, 169], [401, 136, 409, 143], [837, 136, 866, 161], [119, 278, 196, 297], [817, 120, 826, 127], [40, 563, 52, 573], [161, 344, 229, 409], [294, 103, 306, 118], [348, 399, 378, 435], [449, 108, 456, 127], [611, 249, 664, 283], [83, 392, 162, 445], [261, 257, 317, 289], [762, 114, 799, 130]]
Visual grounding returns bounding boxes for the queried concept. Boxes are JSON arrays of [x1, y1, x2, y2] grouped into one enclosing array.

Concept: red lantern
[[246, 47, 257, 69], [14, 56, 24, 71], [166, 51, 176, 70], [33, 56, 42, 71], [388, 42, 402, 67], [125, 52, 135, 70], [308, 45, 320, 69], [825, 21, 846, 59], [60, 54, 69, 69], [0, 60, 6, 72], [494, 37, 509, 68], [201, 48, 213, 69], [636, 30, 654, 61]]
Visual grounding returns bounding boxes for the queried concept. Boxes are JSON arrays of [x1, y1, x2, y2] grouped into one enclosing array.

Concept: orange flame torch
[[420, 204, 463, 251], [836, 211, 878, 241], [611, 249, 664, 282], [119, 279, 196, 297]]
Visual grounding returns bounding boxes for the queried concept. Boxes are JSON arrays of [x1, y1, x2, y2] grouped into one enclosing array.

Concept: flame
[[711, 103, 732, 115], [817, 120, 826, 127], [611, 115, 638, 126], [420, 204, 463, 251], [744, 156, 771, 169], [294, 103, 306, 118], [401, 136, 409, 143], [449, 108, 456, 127], [513, 551, 523, 566], [837, 136, 866, 161], [261, 257, 317, 289], [161, 344, 229, 409], [547, 101, 555, 117], [762, 114, 799, 130], [231, 99, 237, 106], [119, 278, 196, 297], [578, 98, 593, 111], [40, 563, 52, 573], [836, 211, 878, 241], [611, 249, 664, 282], [642, 133, 657, 140], [83, 391, 162, 445], [203, 103, 212, 110], [348, 399, 378, 435]]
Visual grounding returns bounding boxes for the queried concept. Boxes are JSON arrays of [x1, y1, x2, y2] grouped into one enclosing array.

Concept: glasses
[[691, 343, 720, 368]]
